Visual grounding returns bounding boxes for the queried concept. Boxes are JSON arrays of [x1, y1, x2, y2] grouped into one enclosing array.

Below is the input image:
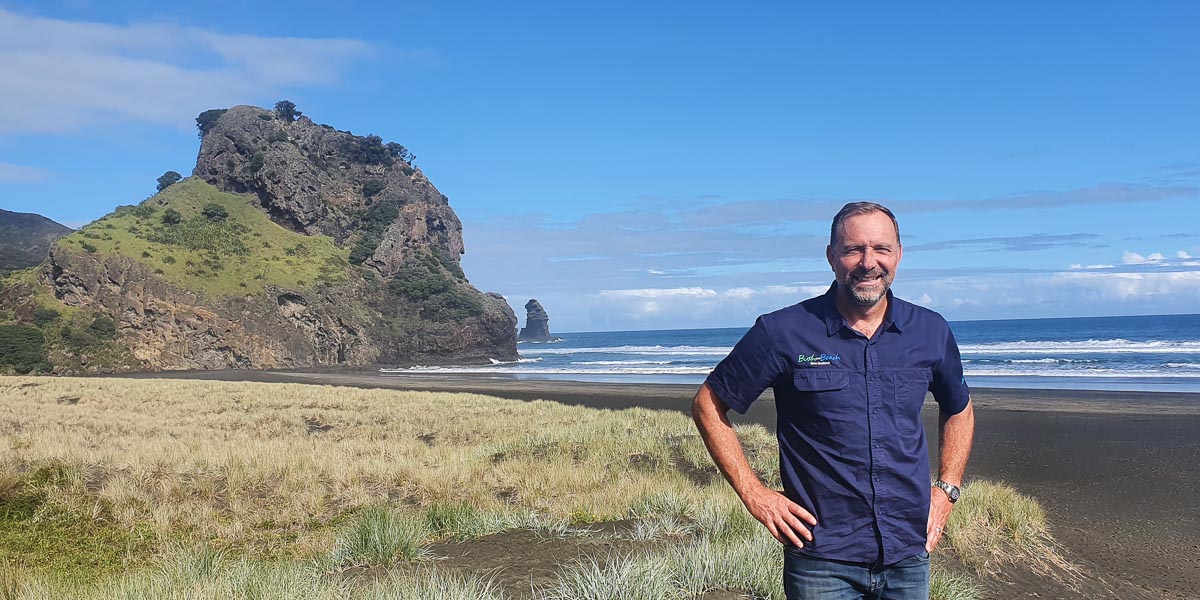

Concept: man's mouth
[[852, 270, 885, 284]]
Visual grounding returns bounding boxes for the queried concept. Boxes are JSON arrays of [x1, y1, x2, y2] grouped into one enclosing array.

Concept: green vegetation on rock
[[0, 325, 51, 373], [52, 177, 350, 298]]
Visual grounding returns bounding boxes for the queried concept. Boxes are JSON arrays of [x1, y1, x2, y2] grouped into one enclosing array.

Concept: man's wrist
[[932, 480, 960, 503]]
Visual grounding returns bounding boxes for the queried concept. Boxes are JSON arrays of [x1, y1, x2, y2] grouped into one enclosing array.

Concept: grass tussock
[[945, 480, 1078, 582], [0, 376, 1059, 597]]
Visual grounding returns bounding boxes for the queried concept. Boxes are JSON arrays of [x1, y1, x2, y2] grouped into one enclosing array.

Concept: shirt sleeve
[[704, 316, 788, 414], [930, 325, 971, 415]]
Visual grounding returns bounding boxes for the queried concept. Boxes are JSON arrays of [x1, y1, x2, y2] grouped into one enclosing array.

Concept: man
[[692, 202, 975, 599]]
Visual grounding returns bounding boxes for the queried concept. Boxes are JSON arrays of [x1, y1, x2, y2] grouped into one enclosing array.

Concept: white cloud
[[599, 287, 718, 299], [1179, 251, 1194, 259], [0, 162, 49, 182], [1086, 264, 1115, 269], [0, 8, 378, 134], [1122, 250, 1167, 265]]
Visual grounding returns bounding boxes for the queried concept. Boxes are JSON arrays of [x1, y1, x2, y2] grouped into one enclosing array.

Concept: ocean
[[383, 313, 1200, 393]]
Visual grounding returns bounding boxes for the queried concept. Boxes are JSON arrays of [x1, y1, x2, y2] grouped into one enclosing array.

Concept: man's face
[[826, 211, 902, 308]]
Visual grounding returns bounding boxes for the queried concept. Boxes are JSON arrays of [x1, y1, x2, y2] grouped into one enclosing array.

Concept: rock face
[[0, 104, 518, 372], [518, 299, 553, 342], [0, 209, 71, 272]]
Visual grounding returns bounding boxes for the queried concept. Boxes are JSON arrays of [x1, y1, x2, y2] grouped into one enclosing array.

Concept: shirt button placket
[[866, 341, 888, 559]]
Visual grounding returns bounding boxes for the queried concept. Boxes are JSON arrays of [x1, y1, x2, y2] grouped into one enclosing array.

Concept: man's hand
[[744, 485, 818, 548], [925, 486, 953, 552]]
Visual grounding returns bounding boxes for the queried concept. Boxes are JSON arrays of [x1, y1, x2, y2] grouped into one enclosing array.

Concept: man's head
[[826, 202, 902, 308]]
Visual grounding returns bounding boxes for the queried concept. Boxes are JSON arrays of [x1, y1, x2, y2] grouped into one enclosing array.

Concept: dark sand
[[131, 369, 1200, 598]]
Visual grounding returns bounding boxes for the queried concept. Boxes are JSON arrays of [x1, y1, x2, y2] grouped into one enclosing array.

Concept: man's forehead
[[835, 212, 899, 245]]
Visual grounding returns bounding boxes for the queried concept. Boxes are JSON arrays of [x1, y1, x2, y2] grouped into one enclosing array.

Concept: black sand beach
[[130, 369, 1200, 598]]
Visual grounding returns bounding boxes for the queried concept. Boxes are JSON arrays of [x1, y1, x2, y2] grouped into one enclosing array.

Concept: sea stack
[[519, 299, 553, 342]]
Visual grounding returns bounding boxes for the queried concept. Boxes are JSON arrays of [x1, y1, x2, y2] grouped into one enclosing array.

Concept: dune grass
[[0, 375, 1049, 598]]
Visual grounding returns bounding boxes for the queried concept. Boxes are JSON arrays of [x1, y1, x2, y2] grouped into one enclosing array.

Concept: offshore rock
[[519, 299, 554, 342]]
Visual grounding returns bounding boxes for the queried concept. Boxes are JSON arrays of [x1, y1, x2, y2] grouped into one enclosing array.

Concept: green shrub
[[161, 208, 182, 225], [80, 242, 97, 254], [0, 325, 52, 373], [201, 203, 229, 222], [362, 180, 386, 198], [341, 134, 392, 165], [350, 198, 402, 265], [131, 203, 156, 219], [32, 307, 60, 327], [86, 314, 117, 339], [196, 109, 227, 137], [246, 153, 265, 173]]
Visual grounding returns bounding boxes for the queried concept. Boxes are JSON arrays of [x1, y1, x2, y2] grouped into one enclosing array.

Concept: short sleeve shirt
[[705, 283, 970, 565]]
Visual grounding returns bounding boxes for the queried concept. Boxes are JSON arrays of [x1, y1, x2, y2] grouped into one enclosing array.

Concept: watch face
[[948, 487, 960, 502]]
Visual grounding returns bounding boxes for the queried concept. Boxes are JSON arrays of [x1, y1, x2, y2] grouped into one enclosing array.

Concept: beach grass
[[1, 376, 1043, 598]]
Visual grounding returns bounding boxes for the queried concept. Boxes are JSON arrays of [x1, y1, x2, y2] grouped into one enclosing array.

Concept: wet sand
[[128, 369, 1200, 598]]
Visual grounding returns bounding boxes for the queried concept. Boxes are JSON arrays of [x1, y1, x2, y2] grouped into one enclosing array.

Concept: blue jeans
[[783, 548, 930, 600]]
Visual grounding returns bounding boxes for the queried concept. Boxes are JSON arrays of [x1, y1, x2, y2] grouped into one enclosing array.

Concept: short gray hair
[[829, 202, 901, 246]]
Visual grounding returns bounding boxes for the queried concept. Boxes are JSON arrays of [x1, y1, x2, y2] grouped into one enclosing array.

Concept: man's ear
[[826, 244, 835, 271]]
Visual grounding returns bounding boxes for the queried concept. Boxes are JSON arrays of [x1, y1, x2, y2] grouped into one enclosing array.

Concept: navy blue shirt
[[705, 284, 970, 565]]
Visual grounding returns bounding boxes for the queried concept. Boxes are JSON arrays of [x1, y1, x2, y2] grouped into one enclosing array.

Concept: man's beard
[[846, 268, 891, 307]]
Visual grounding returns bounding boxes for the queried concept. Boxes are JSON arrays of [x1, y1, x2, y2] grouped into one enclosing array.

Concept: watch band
[[933, 480, 960, 503]]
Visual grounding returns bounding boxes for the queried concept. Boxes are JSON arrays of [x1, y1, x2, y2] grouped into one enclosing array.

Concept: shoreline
[[107, 369, 1199, 598], [120, 367, 1200, 416]]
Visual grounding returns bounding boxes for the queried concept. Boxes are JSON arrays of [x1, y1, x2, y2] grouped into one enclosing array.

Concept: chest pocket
[[792, 369, 850, 392], [892, 369, 932, 435], [790, 369, 852, 436]]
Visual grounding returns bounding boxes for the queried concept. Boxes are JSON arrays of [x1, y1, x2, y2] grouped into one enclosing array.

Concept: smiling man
[[692, 202, 975, 599]]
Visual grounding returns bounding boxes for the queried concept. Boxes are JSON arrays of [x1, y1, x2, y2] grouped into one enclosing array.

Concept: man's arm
[[926, 398, 975, 552], [691, 382, 817, 548]]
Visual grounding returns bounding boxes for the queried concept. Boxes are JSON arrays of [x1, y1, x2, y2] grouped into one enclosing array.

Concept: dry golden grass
[[0, 375, 1052, 599], [0, 375, 761, 557]]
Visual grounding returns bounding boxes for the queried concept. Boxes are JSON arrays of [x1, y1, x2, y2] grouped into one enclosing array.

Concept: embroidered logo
[[797, 353, 841, 367]]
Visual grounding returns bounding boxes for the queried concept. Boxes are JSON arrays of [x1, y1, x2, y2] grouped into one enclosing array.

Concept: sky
[[1, 1, 1198, 332]]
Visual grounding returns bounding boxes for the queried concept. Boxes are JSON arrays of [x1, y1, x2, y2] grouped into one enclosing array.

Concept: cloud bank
[[0, 8, 378, 134]]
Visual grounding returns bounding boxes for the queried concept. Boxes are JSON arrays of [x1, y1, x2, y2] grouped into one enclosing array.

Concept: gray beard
[[848, 280, 889, 306]]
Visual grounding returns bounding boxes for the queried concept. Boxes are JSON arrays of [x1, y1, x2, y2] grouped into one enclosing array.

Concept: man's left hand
[[925, 487, 953, 552]]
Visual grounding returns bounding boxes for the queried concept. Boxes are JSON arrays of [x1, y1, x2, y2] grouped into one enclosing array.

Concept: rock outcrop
[[0, 104, 518, 373], [518, 299, 554, 342]]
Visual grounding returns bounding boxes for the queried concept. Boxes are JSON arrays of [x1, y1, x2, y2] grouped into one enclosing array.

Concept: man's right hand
[[743, 485, 818, 548]]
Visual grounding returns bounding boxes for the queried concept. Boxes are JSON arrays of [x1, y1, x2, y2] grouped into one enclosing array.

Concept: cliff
[[0, 104, 517, 373]]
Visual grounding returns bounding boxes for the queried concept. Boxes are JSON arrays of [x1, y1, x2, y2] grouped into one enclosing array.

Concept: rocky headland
[[0, 104, 517, 373], [0, 209, 72, 273]]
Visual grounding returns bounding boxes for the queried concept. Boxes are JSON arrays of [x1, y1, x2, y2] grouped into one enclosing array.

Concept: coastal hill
[[0, 104, 517, 373], [0, 209, 72, 273]]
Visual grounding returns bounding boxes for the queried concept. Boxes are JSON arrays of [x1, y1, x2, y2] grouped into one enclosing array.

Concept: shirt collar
[[820, 282, 910, 337]]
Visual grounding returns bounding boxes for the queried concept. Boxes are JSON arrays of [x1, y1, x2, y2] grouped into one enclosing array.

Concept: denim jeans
[[783, 548, 930, 600]]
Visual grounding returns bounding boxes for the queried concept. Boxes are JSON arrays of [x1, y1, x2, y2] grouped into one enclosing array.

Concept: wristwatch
[[933, 480, 960, 503]]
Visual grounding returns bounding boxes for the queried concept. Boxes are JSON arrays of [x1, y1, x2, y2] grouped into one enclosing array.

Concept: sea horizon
[[384, 312, 1200, 394]]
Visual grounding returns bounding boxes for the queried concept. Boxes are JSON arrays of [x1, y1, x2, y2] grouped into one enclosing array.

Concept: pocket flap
[[793, 369, 850, 392]]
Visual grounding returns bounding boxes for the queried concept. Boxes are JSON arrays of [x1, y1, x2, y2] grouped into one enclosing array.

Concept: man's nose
[[861, 248, 879, 270]]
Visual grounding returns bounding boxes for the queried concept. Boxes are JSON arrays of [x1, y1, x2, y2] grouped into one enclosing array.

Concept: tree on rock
[[274, 100, 302, 122], [386, 142, 416, 165], [156, 170, 182, 192]]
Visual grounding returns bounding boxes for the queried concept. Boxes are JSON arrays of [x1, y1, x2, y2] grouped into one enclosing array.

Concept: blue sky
[[2, 1, 1198, 331]]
